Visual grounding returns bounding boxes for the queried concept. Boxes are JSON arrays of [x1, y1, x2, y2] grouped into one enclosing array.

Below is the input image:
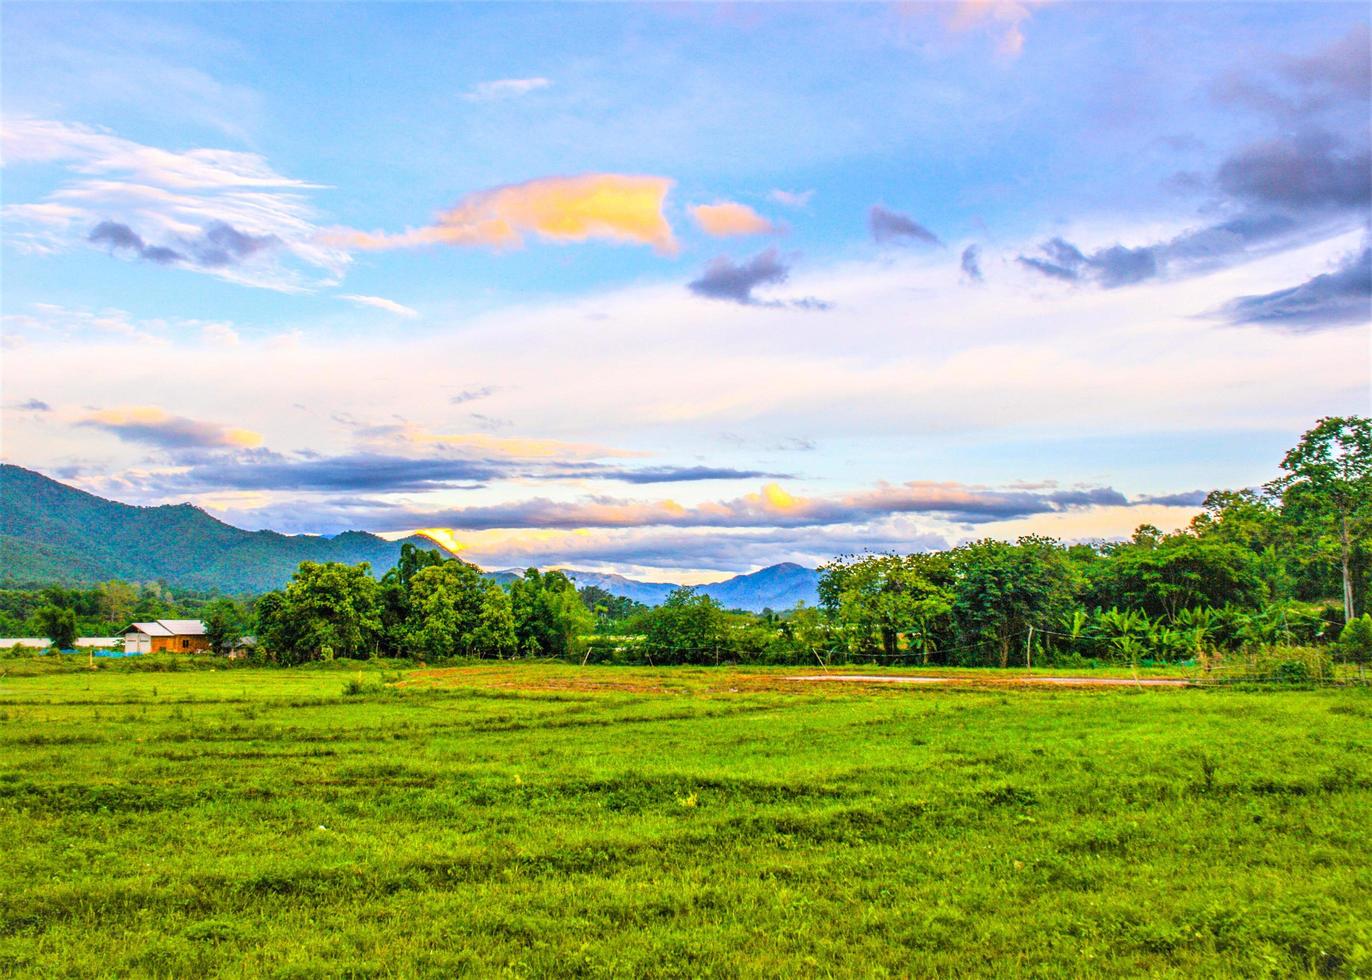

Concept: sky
[[2, 1, 1369, 582]]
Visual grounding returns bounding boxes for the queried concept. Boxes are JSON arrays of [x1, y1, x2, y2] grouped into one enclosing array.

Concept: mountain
[[0, 464, 821, 608], [696, 562, 820, 612], [559, 570, 678, 606], [0, 464, 451, 592], [560, 563, 819, 613]]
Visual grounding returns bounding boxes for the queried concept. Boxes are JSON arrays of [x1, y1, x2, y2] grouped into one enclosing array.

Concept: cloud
[[1134, 490, 1208, 507], [151, 449, 789, 495], [340, 294, 420, 318], [15, 399, 52, 412], [450, 386, 498, 405], [1218, 246, 1371, 332], [1216, 134, 1371, 212], [88, 218, 280, 269], [869, 205, 941, 247], [690, 201, 778, 236], [88, 220, 183, 264], [687, 247, 829, 309], [79, 406, 261, 449], [2, 119, 345, 291], [331, 174, 677, 253], [769, 189, 813, 209], [462, 77, 551, 101], [960, 244, 983, 282], [330, 480, 1137, 533], [947, 0, 1042, 57], [1211, 25, 1371, 123]]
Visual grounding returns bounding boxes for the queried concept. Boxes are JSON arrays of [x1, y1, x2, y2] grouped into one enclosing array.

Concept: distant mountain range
[[0, 464, 819, 609]]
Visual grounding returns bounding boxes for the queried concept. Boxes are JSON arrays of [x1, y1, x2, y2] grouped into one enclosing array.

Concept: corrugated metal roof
[[120, 620, 206, 637], [158, 620, 207, 635]]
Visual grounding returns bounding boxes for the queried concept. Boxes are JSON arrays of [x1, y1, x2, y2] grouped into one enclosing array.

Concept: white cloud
[[1, 118, 348, 291], [340, 294, 420, 318], [462, 77, 551, 102]]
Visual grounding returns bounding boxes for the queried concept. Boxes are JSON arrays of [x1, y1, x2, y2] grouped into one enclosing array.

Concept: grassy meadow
[[1, 660, 1369, 977]]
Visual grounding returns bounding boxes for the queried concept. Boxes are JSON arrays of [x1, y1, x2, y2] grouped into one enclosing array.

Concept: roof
[[119, 619, 206, 637]]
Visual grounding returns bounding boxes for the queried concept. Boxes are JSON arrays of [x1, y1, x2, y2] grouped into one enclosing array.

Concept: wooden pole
[[1024, 625, 1033, 672]]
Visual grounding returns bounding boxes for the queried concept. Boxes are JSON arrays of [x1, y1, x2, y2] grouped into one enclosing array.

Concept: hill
[[0, 465, 821, 607], [0, 464, 450, 592], [560, 563, 819, 612]]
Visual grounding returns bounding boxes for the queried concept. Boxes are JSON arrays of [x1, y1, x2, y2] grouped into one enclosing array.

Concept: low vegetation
[[0, 662, 1367, 976]]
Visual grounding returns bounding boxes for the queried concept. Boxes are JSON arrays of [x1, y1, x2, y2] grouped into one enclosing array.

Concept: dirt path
[[787, 674, 1191, 687]]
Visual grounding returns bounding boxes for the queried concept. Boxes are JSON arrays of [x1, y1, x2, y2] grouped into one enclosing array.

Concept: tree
[[95, 581, 138, 626], [1338, 613, 1372, 667], [950, 536, 1079, 667], [258, 562, 383, 663], [641, 587, 729, 664], [1086, 532, 1265, 619], [818, 553, 953, 660], [34, 605, 78, 650], [1268, 416, 1372, 621], [202, 597, 245, 656], [511, 569, 592, 658], [469, 585, 518, 658], [406, 560, 486, 657]]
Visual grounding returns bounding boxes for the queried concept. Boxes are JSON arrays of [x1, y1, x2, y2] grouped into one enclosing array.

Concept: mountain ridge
[[0, 464, 820, 608]]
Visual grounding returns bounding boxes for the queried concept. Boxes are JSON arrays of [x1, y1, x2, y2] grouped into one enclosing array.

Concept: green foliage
[[255, 562, 383, 664], [1338, 614, 1372, 664], [33, 604, 77, 649], [201, 597, 246, 656], [1087, 532, 1265, 619], [818, 552, 953, 660], [510, 569, 592, 658], [950, 536, 1079, 667], [638, 588, 730, 664], [1267, 415, 1372, 621], [0, 665, 1368, 976]]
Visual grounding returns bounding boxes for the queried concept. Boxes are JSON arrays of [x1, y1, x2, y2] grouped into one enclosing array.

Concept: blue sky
[[3, 2, 1369, 580]]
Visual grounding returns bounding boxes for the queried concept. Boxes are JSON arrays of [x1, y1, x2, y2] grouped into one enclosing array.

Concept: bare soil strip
[[788, 674, 1191, 687]]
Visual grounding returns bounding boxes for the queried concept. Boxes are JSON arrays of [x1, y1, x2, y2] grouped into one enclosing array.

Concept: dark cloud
[[1217, 135, 1371, 212], [1219, 246, 1371, 331], [173, 452, 502, 493], [89, 221, 184, 265], [1134, 490, 1208, 507], [88, 220, 279, 269], [1213, 25, 1372, 123], [327, 482, 1136, 533], [154, 450, 789, 494], [869, 205, 941, 246], [16, 399, 52, 412], [187, 222, 281, 267], [588, 466, 792, 485], [687, 247, 829, 309], [960, 244, 983, 282]]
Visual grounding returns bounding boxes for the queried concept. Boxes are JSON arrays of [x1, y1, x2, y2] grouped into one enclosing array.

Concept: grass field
[[1, 662, 1369, 977]]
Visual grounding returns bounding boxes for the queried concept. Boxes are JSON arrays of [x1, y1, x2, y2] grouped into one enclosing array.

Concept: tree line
[[10, 416, 1371, 668]]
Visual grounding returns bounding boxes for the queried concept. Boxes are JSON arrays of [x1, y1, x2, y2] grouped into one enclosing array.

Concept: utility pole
[[1024, 625, 1033, 672]]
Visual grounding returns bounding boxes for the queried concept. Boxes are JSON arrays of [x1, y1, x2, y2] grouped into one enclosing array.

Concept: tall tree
[[406, 560, 486, 657], [34, 605, 78, 650], [950, 536, 1079, 667], [202, 597, 246, 656], [1268, 416, 1372, 621]]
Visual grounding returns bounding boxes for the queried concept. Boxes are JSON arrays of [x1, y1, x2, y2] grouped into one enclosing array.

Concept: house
[[119, 620, 210, 654]]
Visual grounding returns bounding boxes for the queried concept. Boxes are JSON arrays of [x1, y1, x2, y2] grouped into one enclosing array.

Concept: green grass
[[0, 663, 1368, 977]]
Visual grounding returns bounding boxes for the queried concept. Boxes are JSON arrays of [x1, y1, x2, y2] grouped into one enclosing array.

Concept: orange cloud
[[690, 201, 778, 237], [331, 174, 677, 253], [79, 405, 261, 449], [947, 0, 1044, 56], [353, 421, 641, 461]]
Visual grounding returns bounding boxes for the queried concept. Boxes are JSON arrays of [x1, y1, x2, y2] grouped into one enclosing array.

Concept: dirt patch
[[788, 674, 1191, 688]]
